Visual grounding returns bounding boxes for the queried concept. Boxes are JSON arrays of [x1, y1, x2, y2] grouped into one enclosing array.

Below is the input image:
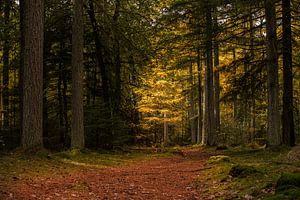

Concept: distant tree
[[21, 0, 44, 149], [71, 0, 85, 148]]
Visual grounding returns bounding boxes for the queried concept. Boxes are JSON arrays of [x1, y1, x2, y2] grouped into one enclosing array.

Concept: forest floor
[[0, 146, 299, 200]]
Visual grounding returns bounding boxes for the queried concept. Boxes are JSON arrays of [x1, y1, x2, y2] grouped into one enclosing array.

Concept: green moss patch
[[208, 155, 230, 163], [276, 173, 300, 191], [229, 164, 260, 178]]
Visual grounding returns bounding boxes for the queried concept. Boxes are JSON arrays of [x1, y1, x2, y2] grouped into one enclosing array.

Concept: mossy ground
[[196, 146, 300, 199]]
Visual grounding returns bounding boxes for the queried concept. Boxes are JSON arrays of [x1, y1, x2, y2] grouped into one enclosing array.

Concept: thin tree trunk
[[19, 0, 24, 135], [265, 0, 281, 146], [3, 0, 11, 129], [71, 0, 85, 148], [163, 112, 168, 145], [21, 0, 44, 149], [282, 0, 295, 146], [62, 67, 69, 145], [233, 49, 238, 120], [205, 1, 216, 146], [113, 0, 122, 113], [189, 61, 196, 144], [214, 40, 220, 139], [43, 60, 48, 138], [249, 6, 256, 142], [58, 41, 64, 144], [197, 48, 202, 144], [58, 63, 64, 131]]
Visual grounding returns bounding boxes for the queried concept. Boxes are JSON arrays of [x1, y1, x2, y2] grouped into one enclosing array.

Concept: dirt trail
[[1, 149, 212, 200]]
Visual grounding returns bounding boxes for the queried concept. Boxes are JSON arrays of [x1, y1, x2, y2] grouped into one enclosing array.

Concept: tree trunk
[[282, 0, 295, 146], [21, 0, 44, 149], [265, 0, 281, 146], [197, 48, 203, 144], [3, 0, 11, 129], [58, 41, 65, 144], [249, 6, 256, 142], [189, 61, 196, 144], [204, 2, 216, 146], [43, 60, 48, 138], [163, 112, 168, 145], [71, 0, 85, 148], [232, 49, 238, 120], [113, 0, 122, 113], [214, 40, 220, 139], [19, 0, 24, 135], [62, 67, 69, 145]]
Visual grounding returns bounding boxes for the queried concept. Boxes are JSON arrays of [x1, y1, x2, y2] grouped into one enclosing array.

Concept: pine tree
[[21, 0, 44, 149], [265, 0, 281, 146], [71, 0, 85, 148]]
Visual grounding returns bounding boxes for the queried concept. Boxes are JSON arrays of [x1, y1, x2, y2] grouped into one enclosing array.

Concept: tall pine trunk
[[21, 0, 44, 149], [189, 62, 196, 143], [265, 0, 281, 146], [282, 0, 295, 146], [204, 1, 216, 146], [214, 41, 220, 139], [249, 6, 256, 142], [197, 48, 203, 144], [71, 0, 85, 148], [3, 0, 11, 129], [113, 0, 122, 113]]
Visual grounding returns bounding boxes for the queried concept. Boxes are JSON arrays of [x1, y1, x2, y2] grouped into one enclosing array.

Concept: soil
[[0, 149, 213, 200]]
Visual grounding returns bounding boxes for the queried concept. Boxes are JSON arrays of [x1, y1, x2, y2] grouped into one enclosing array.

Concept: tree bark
[[189, 61, 196, 144], [265, 0, 281, 146], [113, 0, 122, 113], [232, 49, 238, 120], [62, 66, 69, 145], [19, 0, 24, 135], [21, 0, 44, 149], [58, 41, 65, 144], [249, 6, 256, 142], [282, 0, 295, 146], [3, 0, 11, 129], [197, 48, 203, 144], [71, 0, 85, 148], [204, 1, 216, 146], [214, 40, 220, 139], [163, 112, 168, 145]]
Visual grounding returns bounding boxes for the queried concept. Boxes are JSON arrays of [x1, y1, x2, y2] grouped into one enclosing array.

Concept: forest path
[[2, 149, 213, 200]]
